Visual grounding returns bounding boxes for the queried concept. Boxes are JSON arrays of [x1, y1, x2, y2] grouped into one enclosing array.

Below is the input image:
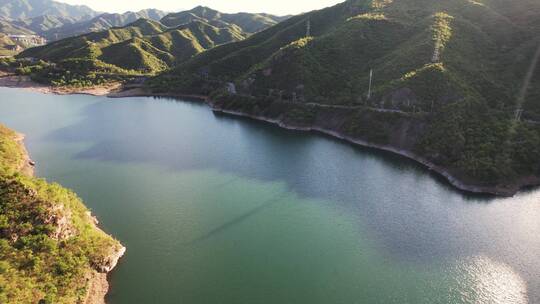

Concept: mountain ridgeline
[[0, 9, 168, 41], [0, 0, 98, 20], [36, 9, 168, 41], [161, 6, 289, 34], [149, 0, 540, 194], [18, 6, 288, 75], [19, 18, 245, 74]]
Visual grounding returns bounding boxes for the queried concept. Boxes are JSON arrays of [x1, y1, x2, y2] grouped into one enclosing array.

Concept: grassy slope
[[0, 124, 123, 303], [151, 0, 540, 189]]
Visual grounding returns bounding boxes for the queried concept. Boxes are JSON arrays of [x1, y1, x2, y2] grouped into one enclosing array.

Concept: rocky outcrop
[[94, 243, 127, 273], [14, 132, 34, 176], [44, 205, 77, 240], [83, 272, 109, 304]]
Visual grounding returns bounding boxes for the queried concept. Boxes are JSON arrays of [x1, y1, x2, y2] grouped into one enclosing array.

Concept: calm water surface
[[1, 87, 539, 304]]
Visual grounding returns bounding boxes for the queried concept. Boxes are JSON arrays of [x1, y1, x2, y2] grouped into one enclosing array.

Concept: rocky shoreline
[[3, 81, 538, 197], [0, 75, 122, 96], [113, 87, 538, 196], [14, 131, 125, 304], [13, 132, 35, 176], [209, 107, 539, 197]]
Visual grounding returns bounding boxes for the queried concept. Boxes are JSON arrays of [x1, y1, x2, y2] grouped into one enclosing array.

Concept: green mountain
[[17, 5, 286, 72], [161, 6, 288, 34], [19, 18, 245, 75], [151, 0, 540, 194], [0, 0, 98, 20]]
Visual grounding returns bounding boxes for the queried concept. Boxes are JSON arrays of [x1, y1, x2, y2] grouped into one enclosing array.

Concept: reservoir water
[[1, 87, 539, 304]]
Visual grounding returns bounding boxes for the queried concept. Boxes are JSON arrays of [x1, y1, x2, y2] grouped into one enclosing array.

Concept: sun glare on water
[[455, 256, 528, 304]]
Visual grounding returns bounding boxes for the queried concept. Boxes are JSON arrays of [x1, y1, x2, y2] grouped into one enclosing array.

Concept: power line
[[367, 69, 373, 100]]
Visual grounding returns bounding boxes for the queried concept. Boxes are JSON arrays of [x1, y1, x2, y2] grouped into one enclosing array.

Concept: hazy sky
[[60, 0, 344, 15]]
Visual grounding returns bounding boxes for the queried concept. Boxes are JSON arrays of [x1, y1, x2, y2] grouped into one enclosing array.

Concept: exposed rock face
[[94, 245, 126, 273], [43, 205, 77, 240], [14, 132, 34, 176], [83, 241, 125, 303], [82, 272, 108, 304], [0, 179, 77, 241]]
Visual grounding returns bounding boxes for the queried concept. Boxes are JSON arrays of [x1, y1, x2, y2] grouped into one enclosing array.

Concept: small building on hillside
[[7, 35, 47, 47], [226, 82, 237, 94], [5, 45, 23, 52]]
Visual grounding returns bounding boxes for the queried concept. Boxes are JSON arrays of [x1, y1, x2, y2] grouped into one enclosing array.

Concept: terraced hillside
[[151, 0, 540, 194]]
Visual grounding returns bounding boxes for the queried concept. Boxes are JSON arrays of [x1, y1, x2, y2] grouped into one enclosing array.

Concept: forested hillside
[[12, 5, 289, 85], [0, 124, 124, 303], [11, 7, 286, 86], [150, 0, 540, 194]]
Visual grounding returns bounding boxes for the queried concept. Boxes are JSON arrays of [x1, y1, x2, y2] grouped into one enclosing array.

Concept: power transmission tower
[[367, 69, 373, 100], [306, 20, 311, 37], [514, 108, 523, 122], [432, 42, 441, 63]]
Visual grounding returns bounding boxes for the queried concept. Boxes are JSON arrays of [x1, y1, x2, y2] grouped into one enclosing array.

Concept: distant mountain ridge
[[0, 17, 36, 35], [0, 2, 290, 58], [0, 0, 98, 20], [41, 9, 168, 40], [18, 6, 288, 72], [161, 6, 289, 34], [12, 14, 78, 33], [20, 18, 246, 73]]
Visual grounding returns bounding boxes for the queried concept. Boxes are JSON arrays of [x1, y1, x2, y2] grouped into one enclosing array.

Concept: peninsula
[[0, 123, 125, 303]]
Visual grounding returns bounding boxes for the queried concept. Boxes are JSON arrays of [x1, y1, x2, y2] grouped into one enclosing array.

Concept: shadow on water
[[43, 97, 506, 207], [212, 112, 500, 203], [187, 191, 289, 245]]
